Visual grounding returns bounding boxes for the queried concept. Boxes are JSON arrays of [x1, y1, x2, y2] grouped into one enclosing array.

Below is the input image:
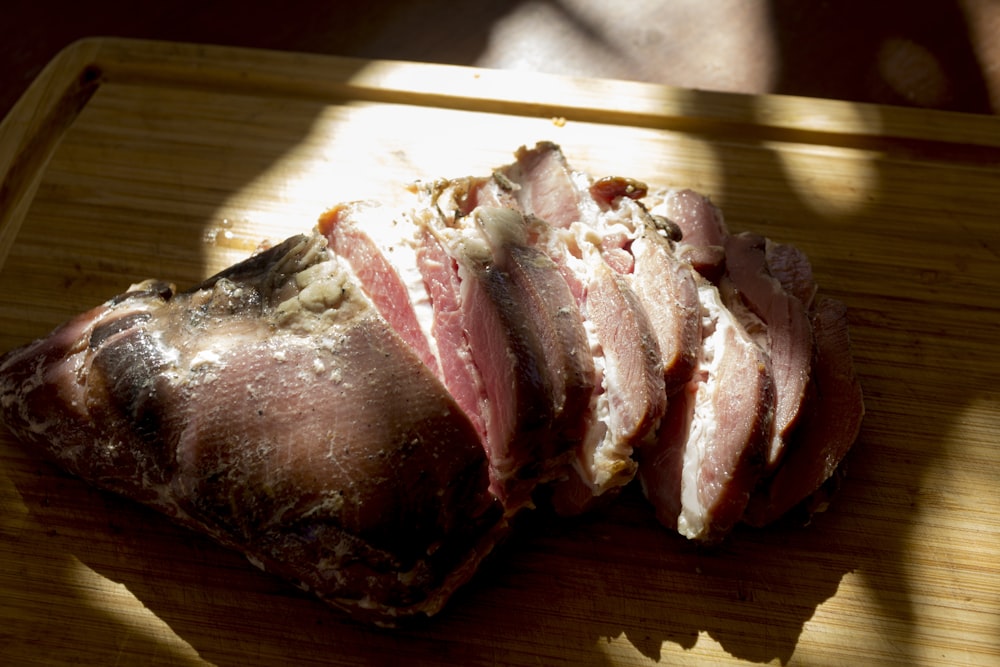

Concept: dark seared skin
[[589, 176, 648, 204], [0, 234, 505, 624]]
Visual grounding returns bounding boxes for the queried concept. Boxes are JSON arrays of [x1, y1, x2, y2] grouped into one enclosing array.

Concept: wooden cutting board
[[1, 38, 998, 666]]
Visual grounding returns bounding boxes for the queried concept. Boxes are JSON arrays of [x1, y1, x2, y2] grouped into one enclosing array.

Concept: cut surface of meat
[[638, 281, 773, 541], [743, 297, 864, 526], [630, 224, 702, 396], [319, 201, 440, 375], [723, 231, 814, 468], [648, 189, 729, 281], [488, 143, 689, 510]]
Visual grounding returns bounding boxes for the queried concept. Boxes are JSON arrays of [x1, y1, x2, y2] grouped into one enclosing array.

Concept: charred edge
[[185, 234, 314, 294]]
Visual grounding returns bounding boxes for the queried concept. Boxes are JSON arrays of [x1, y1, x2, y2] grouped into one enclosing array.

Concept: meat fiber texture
[[0, 142, 863, 624]]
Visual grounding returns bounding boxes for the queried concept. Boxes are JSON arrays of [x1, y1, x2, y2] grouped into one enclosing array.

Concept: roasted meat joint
[[0, 142, 864, 624]]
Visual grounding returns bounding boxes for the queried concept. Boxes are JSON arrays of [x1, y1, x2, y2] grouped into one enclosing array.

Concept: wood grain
[[1, 38, 998, 666]]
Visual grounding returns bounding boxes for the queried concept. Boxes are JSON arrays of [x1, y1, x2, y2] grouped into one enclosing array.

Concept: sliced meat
[[630, 224, 702, 395], [503, 143, 700, 395], [723, 232, 813, 468], [0, 141, 865, 620], [426, 157, 670, 510], [0, 234, 506, 624], [499, 140, 583, 228], [742, 297, 864, 526], [541, 224, 668, 514], [634, 382, 693, 528], [765, 238, 818, 310], [412, 216, 491, 444], [639, 281, 773, 542], [648, 189, 728, 281], [318, 202, 439, 375], [415, 202, 594, 511], [475, 208, 596, 451], [585, 259, 666, 446], [488, 142, 712, 511], [320, 199, 596, 511]]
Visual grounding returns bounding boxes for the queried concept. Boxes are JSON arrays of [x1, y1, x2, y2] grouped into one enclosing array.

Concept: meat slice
[[473, 149, 675, 516], [765, 238, 818, 310], [584, 259, 666, 448], [0, 233, 505, 624], [498, 140, 583, 228], [630, 224, 702, 396], [413, 199, 595, 511], [742, 297, 864, 526], [499, 143, 700, 395], [479, 143, 717, 512], [423, 166, 670, 510], [722, 232, 814, 468], [474, 208, 596, 452], [318, 201, 440, 375], [639, 281, 773, 542], [648, 189, 729, 281], [647, 187, 812, 471], [413, 219, 491, 444]]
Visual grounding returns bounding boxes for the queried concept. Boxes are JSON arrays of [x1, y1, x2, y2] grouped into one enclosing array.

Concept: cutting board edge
[[3, 35, 1000, 271]]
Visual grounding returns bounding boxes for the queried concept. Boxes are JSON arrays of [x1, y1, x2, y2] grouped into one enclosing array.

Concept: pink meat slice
[[0, 234, 505, 624], [499, 141, 582, 228], [742, 297, 864, 526], [501, 144, 685, 399], [414, 224, 490, 443], [318, 202, 439, 375], [634, 380, 692, 527], [765, 238, 819, 310], [639, 281, 773, 541], [507, 143, 701, 394], [486, 143, 720, 513], [475, 208, 596, 451], [648, 189, 729, 281], [586, 260, 666, 445], [502, 149, 671, 486], [723, 231, 814, 468], [630, 225, 702, 396], [414, 202, 594, 511]]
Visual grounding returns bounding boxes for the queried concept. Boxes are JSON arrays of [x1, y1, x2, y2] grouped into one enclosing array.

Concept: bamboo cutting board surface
[[1, 38, 998, 666]]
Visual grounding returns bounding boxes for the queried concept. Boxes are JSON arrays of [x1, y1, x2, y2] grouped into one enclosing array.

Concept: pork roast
[[0, 143, 863, 622]]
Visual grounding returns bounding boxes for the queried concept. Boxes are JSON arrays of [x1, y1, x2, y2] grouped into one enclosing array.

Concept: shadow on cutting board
[[5, 447, 860, 666]]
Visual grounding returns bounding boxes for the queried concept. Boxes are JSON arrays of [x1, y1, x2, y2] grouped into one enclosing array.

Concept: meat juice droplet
[[202, 218, 259, 250]]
